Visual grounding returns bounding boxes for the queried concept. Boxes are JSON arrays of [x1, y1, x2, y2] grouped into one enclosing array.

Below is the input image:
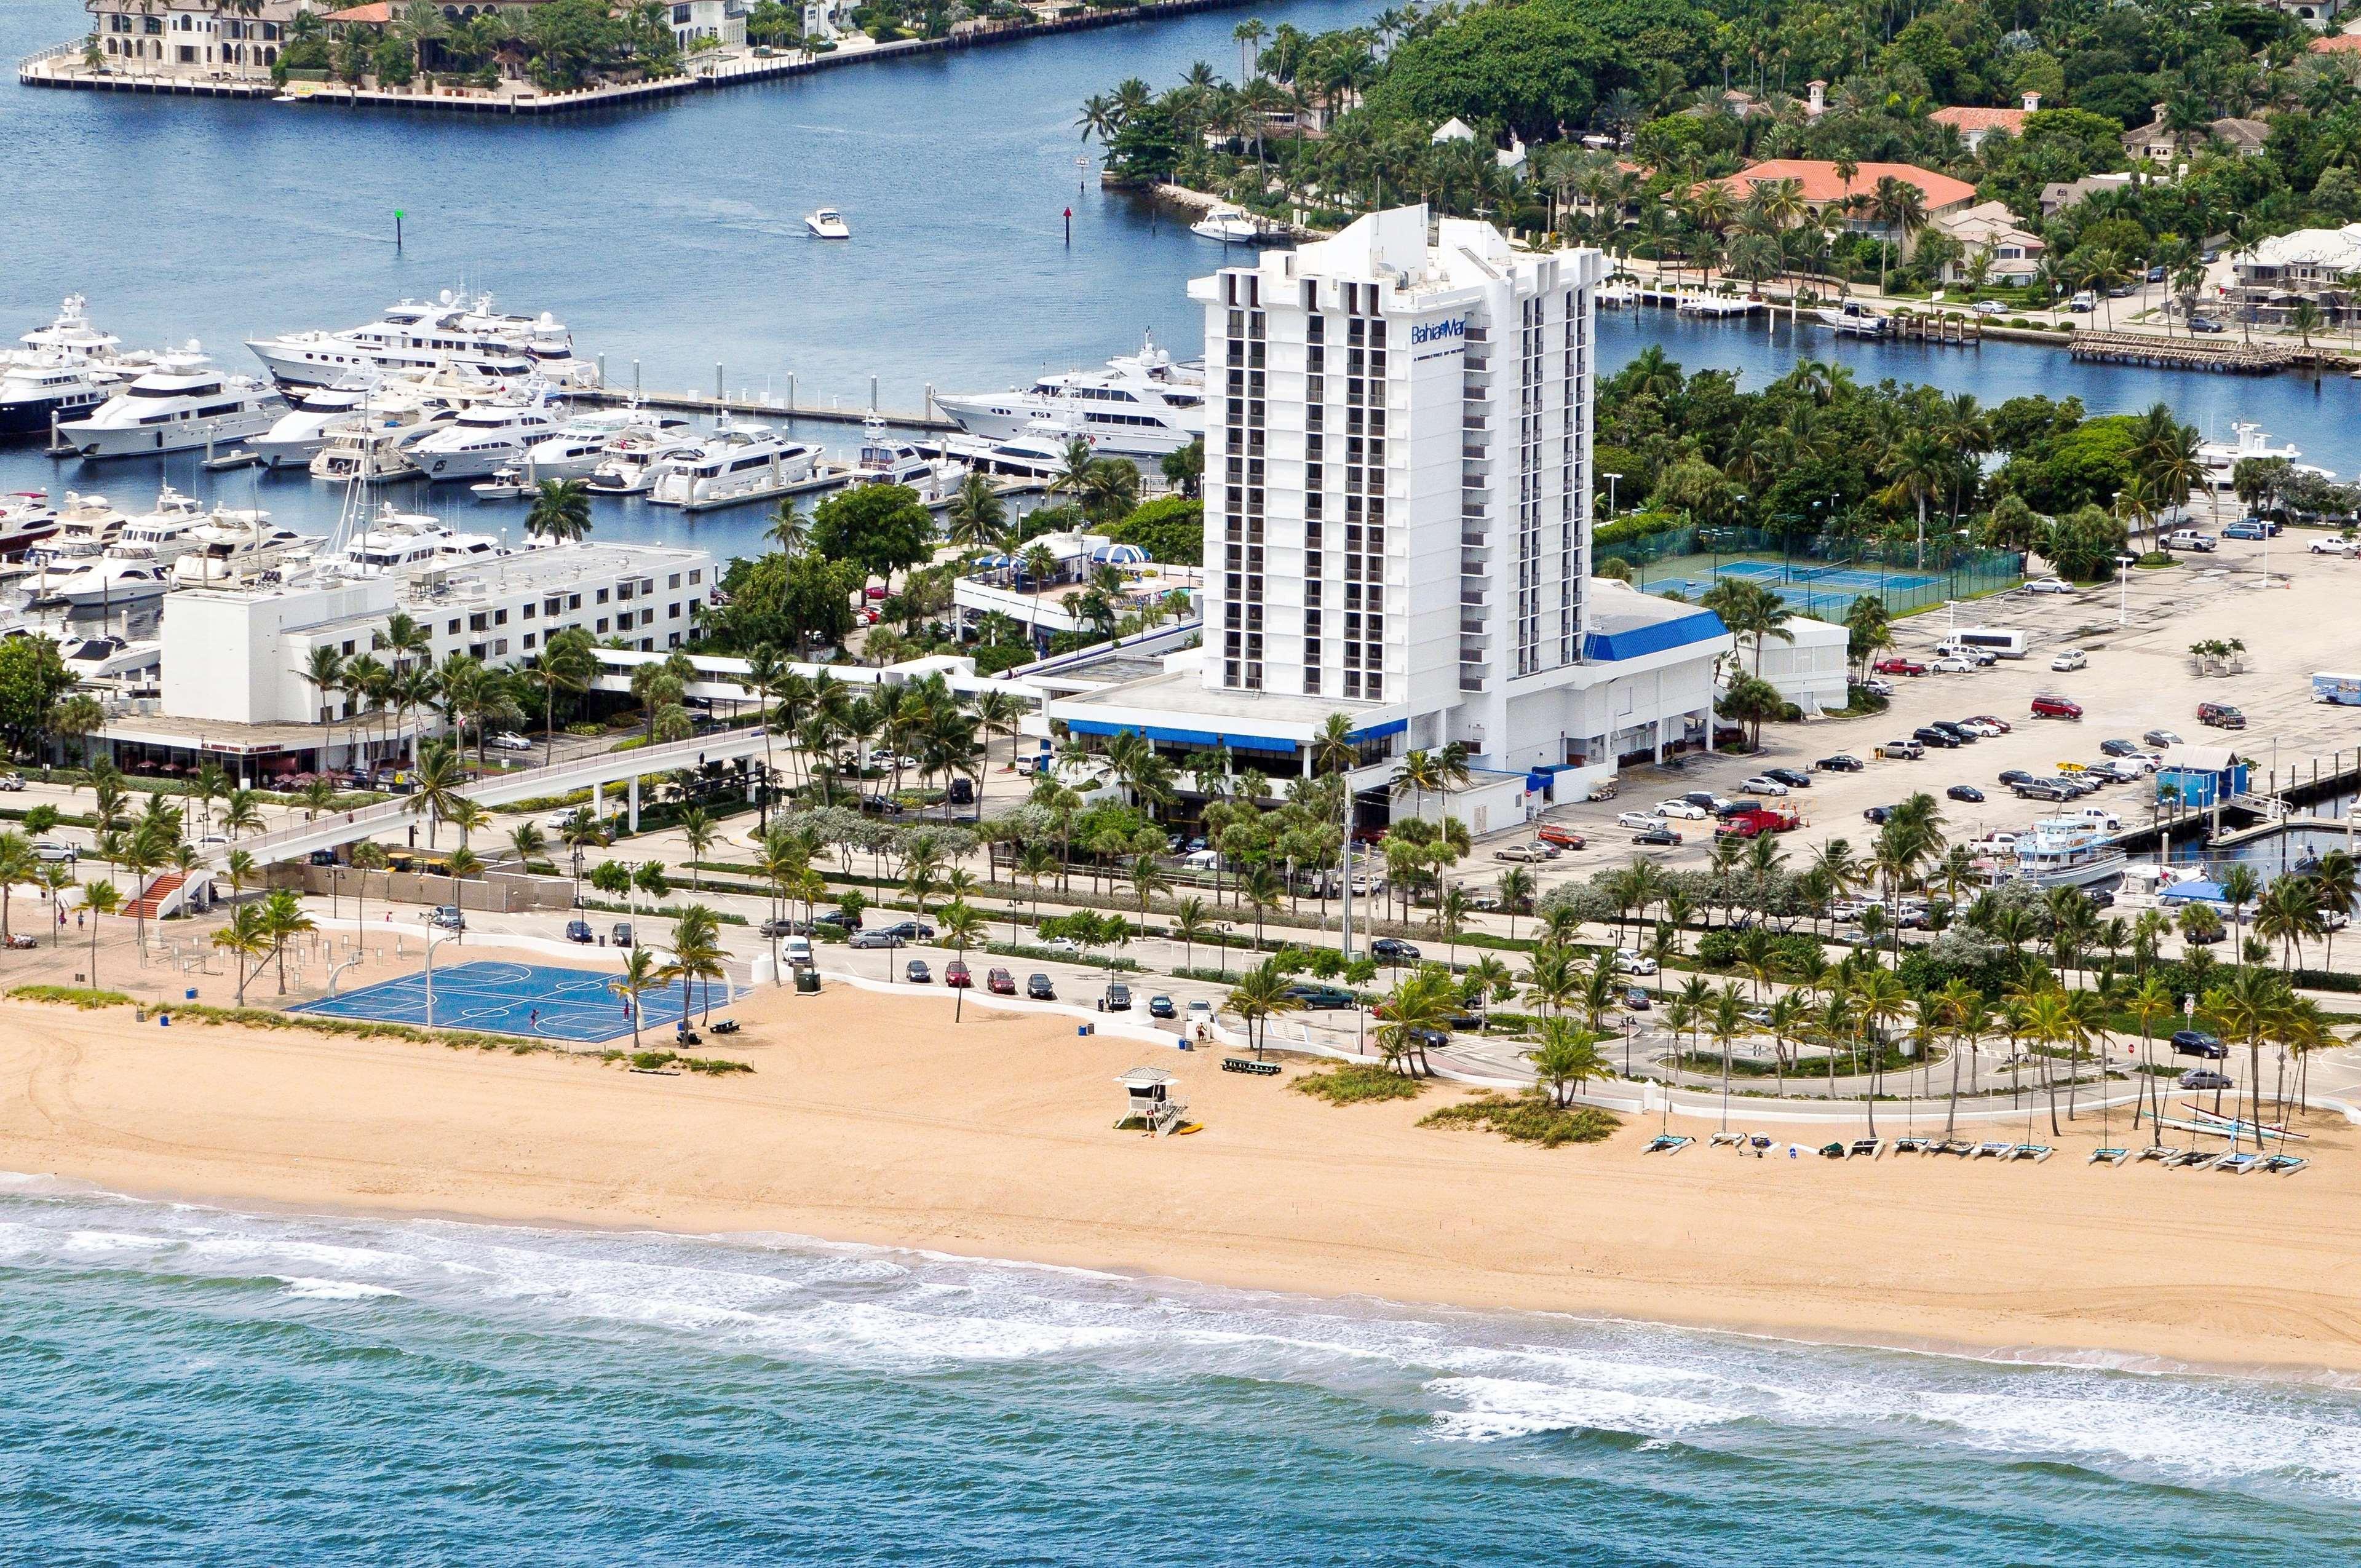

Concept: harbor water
[[5, 0, 2359, 570], [8, 1176, 2361, 1563]]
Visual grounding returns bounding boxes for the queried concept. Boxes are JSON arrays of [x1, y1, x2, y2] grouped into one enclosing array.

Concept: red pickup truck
[[1714, 807, 1801, 839], [1536, 823, 1587, 850]]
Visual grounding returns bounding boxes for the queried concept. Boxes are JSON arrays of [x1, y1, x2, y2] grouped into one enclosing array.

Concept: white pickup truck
[[2309, 536, 2360, 557]]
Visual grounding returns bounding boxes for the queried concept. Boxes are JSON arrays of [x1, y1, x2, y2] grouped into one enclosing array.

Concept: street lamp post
[[2115, 554, 2136, 627]]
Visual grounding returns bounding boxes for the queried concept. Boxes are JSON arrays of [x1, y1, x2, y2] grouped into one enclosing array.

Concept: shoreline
[[8, 980, 2361, 1376]]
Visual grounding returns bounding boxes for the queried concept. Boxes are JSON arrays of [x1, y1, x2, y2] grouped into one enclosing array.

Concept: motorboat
[[247, 290, 588, 389], [587, 427, 704, 494], [172, 510, 319, 587], [521, 407, 692, 481], [470, 467, 535, 501], [0, 492, 59, 557], [650, 423, 822, 511], [2197, 422, 2335, 489], [57, 346, 282, 459], [31, 491, 129, 563], [804, 208, 851, 239], [2008, 818, 2129, 889], [0, 297, 144, 438], [309, 419, 427, 483], [317, 502, 513, 580], [1814, 301, 1890, 336], [849, 416, 950, 497], [408, 392, 568, 483], [250, 381, 381, 469], [35, 485, 209, 605], [58, 633, 161, 687], [1190, 204, 1264, 244], [934, 332, 1205, 457]]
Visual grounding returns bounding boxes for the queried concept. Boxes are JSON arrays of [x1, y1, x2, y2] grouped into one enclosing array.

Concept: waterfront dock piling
[[2069, 331, 2301, 373]]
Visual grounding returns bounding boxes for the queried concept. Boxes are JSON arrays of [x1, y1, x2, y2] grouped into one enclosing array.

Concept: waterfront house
[[1930, 200, 2046, 285], [1929, 92, 2041, 153], [2038, 172, 2137, 218], [1699, 160, 1978, 253], [85, 0, 311, 76], [2122, 104, 2273, 165], [2230, 223, 2361, 322]]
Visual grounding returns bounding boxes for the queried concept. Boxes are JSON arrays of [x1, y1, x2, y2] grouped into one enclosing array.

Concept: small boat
[[2263, 1155, 2310, 1176], [2088, 1146, 2132, 1166], [1971, 1141, 2014, 1160], [2164, 1148, 2213, 1168], [1817, 1141, 1846, 1160], [470, 467, 534, 501], [1708, 1131, 1748, 1149], [804, 207, 851, 239], [1643, 1133, 1692, 1155], [1191, 204, 1264, 244], [2134, 1146, 2174, 1164], [1814, 301, 1890, 336], [2181, 1103, 2307, 1140], [2009, 1144, 2053, 1163], [1890, 1135, 1932, 1155], [1932, 1139, 1975, 1157], [2215, 1152, 2266, 1174], [1847, 1138, 1884, 1160]]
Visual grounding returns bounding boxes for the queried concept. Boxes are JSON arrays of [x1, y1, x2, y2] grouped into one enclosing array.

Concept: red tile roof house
[[1700, 160, 1979, 256], [1930, 92, 2044, 153]]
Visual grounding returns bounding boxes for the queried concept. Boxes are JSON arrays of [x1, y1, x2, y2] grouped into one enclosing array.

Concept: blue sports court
[[292, 960, 732, 1044], [1641, 556, 1945, 606]]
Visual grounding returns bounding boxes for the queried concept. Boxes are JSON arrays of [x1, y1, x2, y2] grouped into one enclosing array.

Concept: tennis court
[[1639, 555, 1945, 604], [292, 960, 732, 1043]]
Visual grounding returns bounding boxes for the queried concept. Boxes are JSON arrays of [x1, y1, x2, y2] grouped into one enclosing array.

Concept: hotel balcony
[[1461, 526, 1488, 548], [1459, 587, 1488, 608], [1459, 617, 1490, 639]]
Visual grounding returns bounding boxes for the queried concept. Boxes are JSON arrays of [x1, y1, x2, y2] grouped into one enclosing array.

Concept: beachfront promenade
[[17, 0, 1255, 116]]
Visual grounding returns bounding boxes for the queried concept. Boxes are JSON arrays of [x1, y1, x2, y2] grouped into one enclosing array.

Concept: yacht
[[2009, 818, 2130, 889], [934, 333, 1206, 457], [0, 493, 59, 556], [1814, 301, 1890, 336], [587, 427, 705, 495], [33, 492, 129, 563], [804, 208, 851, 239], [0, 297, 141, 438], [172, 510, 319, 587], [1190, 205, 1264, 244], [408, 394, 568, 483], [247, 291, 586, 389], [58, 633, 162, 687], [649, 423, 821, 510], [35, 485, 209, 606], [57, 347, 282, 459], [521, 408, 691, 481], [2197, 422, 2335, 489], [319, 502, 513, 581], [849, 417, 949, 496], [251, 381, 383, 469]]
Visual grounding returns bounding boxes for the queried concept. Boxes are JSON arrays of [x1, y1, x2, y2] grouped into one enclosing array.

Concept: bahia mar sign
[[1410, 315, 1467, 360]]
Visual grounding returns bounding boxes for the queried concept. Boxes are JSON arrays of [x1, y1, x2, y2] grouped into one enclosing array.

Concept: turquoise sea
[[6, 1175, 2361, 1562]]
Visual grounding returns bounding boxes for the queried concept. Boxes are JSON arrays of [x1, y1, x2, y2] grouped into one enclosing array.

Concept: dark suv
[[1911, 726, 1961, 749], [1369, 938, 1421, 964], [2170, 1029, 2227, 1059]]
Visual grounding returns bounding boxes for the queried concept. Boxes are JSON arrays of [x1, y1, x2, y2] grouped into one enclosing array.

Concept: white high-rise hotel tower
[[1052, 207, 1727, 821]]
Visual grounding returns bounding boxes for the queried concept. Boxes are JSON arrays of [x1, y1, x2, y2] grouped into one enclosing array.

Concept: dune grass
[[1419, 1089, 1620, 1148], [1293, 1063, 1427, 1105]]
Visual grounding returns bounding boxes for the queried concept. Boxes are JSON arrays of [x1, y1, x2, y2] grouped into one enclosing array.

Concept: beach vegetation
[[1293, 1063, 1428, 1104], [6, 985, 135, 1009], [1419, 1089, 1620, 1148]]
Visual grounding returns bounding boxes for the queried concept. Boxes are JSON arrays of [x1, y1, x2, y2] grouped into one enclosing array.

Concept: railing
[[18, 39, 82, 73], [1461, 446, 1489, 461], [1461, 529, 1488, 548]]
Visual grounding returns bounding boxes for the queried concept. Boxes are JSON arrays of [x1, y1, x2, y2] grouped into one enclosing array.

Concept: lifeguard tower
[[1115, 1066, 1188, 1136]]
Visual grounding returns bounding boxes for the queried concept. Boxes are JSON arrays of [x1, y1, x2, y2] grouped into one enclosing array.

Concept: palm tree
[[677, 807, 716, 892], [0, 833, 33, 944], [765, 496, 810, 558], [659, 904, 728, 1027], [259, 887, 315, 996], [1226, 957, 1300, 1060], [1170, 895, 1212, 974], [943, 473, 1007, 557], [610, 948, 661, 1052], [297, 644, 347, 727], [212, 903, 274, 1006], [407, 743, 467, 848], [1527, 1018, 1610, 1107], [80, 881, 120, 989], [509, 822, 547, 870]]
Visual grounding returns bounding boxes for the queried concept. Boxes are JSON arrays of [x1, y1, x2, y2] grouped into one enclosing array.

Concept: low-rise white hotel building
[[1049, 205, 1729, 827]]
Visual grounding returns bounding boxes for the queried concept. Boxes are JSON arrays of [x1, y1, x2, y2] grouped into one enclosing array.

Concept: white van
[[782, 935, 814, 967]]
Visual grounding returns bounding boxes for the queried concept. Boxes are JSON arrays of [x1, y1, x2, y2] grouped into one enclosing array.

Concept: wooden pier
[[2068, 331, 2299, 373], [577, 386, 956, 432], [1891, 312, 1982, 345]]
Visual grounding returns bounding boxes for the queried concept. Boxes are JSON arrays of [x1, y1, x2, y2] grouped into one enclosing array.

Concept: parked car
[[2143, 729, 2184, 749], [2050, 649, 2088, 672], [1998, 769, 2039, 787], [1969, 714, 2012, 734], [1633, 826, 1683, 846], [2074, 807, 2123, 831], [1185, 998, 1213, 1029], [612, 922, 635, 948], [1026, 973, 1056, 1000], [1613, 949, 1659, 975], [1624, 988, 1653, 1011], [1740, 775, 1790, 796], [2067, 290, 2096, 312], [1911, 726, 1961, 749], [1039, 936, 1084, 956], [2014, 782, 2071, 802], [1929, 655, 1977, 675], [1929, 721, 1978, 743], [905, 959, 932, 984], [0, 774, 23, 792], [427, 905, 465, 931], [1654, 801, 1710, 820], [2309, 536, 2360, 557], [848, 930, 903, 949], [2030, 695, 2083, 720], [565, 919, 593, 943], [1536, 823, 1587, 850], [2172, 1029, 2228, 1059], [31, 842, 76, 864], [1815, 754, 1864, 772], [814, 908, 863, 931], [489, 731, 533, 751], [1954, 719, 2004, 738], [945, 960, 972, 988], [2162, 530, 2217, 553], [986, 967, 1017, 995], [2188, 315, 2226, 333], [2197, 702, 2246, 730], [1285, 981, 1358, 1009], [1369, 938, 1421, 964], [1873, 658, 1927, 676], [2098, 738, 2141, 758], [1148, 994, 1177, 1020], [1680, 792, 1731, 812], [2223, 520, 2269, 542], [1098, 983, 1131, 1012], [1617, 810, 1665, 830], [758, 917, 802, 939], [1493, 843, 1550, 863], [1859, 676, 1895, 697], [876, 920, 935, 942], [1972, 298, 2006, 316], [1765, 767, 1812, 788], [2025, 577, 2076, 595], [1863, 805, 1896, 824], [1946, 785, 1985, 803], [2180, 1069, 2234, 1090]]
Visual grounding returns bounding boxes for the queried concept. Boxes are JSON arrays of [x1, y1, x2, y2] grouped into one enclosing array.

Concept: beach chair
[[1847, 1138, 1883, 1160], [1643, 1133, 1693, 1155]]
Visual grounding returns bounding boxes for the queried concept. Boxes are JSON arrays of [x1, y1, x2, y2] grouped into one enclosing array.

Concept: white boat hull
[[651, 451, 822, 511], [2012, 851, 2129, 889], [414, 439, 531, 483], [63, 404, 280, 459]]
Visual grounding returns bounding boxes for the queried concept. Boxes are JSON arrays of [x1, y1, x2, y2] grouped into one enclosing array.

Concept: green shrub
[[7, 984, 133, 1008], [1418, 1089, 1619, 1147], [1294, 1063, 1426, 1104], [970, 641, 1034, 676]]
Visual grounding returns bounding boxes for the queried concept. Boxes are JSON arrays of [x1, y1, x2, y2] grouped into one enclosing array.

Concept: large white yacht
[[34, 485, 210, 606], [2197, 422, 2336, 489], [57, 347, 282, 459], [934, 333, 1206, 457], [319, 502, 514, 580], [649, 423, 821, 510], [252, 382, 383, 469], [587, 426, 705, 495], [172, 509, 319, 587], [33, 491, 130, 563], [247, 291, 587, 389], [0, 493, 59, 557], [522, 407, 692, 481], [58, 633, 162, 690], [849, 416, 950, 497], [408, 393, 569, 483]]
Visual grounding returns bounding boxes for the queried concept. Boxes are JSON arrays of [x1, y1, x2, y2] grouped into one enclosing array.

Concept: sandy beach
[[4, 970, 2358, 1375]]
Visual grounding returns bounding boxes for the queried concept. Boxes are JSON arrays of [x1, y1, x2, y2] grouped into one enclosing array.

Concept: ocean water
[[6, 1175, 2361, 1561]]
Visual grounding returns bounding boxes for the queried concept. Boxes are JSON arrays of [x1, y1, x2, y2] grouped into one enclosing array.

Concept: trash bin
[[794, 968, 821, 994]]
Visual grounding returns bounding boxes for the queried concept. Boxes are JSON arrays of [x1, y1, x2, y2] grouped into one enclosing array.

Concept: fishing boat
[[2009, 817, 2129, 889], [1189, 204, 1266, 244], [470, 467, 535, 501], [1814, 301, 1890, 336]]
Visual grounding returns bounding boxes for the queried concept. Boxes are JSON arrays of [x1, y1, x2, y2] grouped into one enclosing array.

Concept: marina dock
[[2069, 331, 2303, 373], [576, 386, 956, 432]]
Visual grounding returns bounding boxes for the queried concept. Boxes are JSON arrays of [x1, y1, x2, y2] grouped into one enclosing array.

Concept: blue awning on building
[[1581, 609, 1728, 664], [1345, 718, 1407, 743], [1062, 718, 1299, 754]]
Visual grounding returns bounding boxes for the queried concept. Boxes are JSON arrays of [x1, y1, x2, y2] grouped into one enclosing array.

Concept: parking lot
[[1515, 533, 2361, 885]]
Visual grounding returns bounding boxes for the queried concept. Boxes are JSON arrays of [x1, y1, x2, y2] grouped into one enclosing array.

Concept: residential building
[[85, 0, 311, 74], [2310, 29, 2361, 51], [1930, 91, 2041, 152], [2038, 172, 2137, 218], [2123, 104, 2272, 165], [1045, 206, 1730, 831], [1701, 160, 1978, 253], [2230, 223, 2361, 318], [668, 0, 747, 50], [1930, 199, 2046, 284]]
